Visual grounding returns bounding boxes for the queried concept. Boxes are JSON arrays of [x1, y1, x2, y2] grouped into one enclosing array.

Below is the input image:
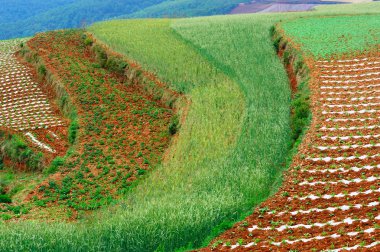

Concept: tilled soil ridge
[[202, 55, 380, 251], [0, 40, 68, 159]]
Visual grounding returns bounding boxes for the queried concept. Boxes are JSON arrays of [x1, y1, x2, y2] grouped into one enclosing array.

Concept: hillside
[[0, 2, 380, 252], [0, 0, 251, 40], [0, 0, 166, 39]]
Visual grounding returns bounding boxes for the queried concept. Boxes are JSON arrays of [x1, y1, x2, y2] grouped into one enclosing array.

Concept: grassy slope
[[282, 14, 380, 57], [89, 12, 290, 250], [90, 19, 248, 249], [1, 2, 380, 251]]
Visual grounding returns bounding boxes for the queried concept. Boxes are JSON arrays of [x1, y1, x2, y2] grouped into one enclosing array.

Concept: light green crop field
[[1, 2, 380, 251], [282, 14, 380, 58], [89, 15, 291, 251]]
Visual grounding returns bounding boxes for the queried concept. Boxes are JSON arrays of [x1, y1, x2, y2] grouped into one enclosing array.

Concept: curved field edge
[[176, 15, 313, 250], [86, 14, 292, 250], [203, 15, 380, 251], [0, 3, 379, 252], [90, 19, 249, 250], [200, 22, 314, 251]]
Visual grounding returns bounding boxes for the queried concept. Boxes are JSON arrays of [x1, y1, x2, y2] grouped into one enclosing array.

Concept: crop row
[[210, 55, 380, 251], [0, 40, 66, 154]]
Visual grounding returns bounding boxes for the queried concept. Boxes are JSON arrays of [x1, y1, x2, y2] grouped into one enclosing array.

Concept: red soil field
[[201, 54, 380, 251], [0, 41, 68, 165], [17, 30, 175, 218]]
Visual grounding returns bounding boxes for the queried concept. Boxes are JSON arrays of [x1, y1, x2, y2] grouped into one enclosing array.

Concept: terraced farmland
[[20, 30, 175, 213], [0, 40, 67, 158], [205, 55, 380, 251], [1, 3, 380, 252]]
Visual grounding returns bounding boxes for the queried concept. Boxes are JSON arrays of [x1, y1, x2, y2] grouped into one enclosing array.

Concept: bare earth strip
[[202, 54, 380, 251]]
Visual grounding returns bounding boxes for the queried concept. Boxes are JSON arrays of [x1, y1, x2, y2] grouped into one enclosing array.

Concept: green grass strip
[[282, 14, 380, 58]]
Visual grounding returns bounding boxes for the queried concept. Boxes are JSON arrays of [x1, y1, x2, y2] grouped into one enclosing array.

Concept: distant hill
[[0, 0, 167, 39], [0, 0, 250, 40], [0, 0, 74, 24]]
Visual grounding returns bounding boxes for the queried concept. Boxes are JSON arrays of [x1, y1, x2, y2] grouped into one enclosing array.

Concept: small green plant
[[282, 191, 290, 197], [211, 240, 223, 249], [0, 214, 12, 221], [0, 195, 11, 203], [84, 37, 93, 46], [37, 64, 47, 77], [68, 120, 79, 144], [168, 115, 179, 135], [45, 157, 65, 174]]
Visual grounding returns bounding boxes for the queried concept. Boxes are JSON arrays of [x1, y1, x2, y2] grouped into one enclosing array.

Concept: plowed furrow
[[206, 53, 380, 251]]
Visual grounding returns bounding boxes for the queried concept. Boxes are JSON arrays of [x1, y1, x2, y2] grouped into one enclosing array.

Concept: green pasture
[[282, 14, 380, 57]]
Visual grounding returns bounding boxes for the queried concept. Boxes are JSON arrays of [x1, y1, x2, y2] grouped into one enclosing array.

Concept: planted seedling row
[[208, 55, 380, 251], [0, 40, 67, 155]]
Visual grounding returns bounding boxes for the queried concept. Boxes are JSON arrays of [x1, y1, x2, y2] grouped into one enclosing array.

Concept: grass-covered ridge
[[89, 15, 290, 250], [281, 14, 380, 57], [1, 2, 380, 251]]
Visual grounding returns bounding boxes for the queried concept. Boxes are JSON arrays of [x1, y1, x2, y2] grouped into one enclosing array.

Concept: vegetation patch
[[272, 26, 312, 143], [281, 14, 380, 58], [0, 132, 43, 171], [8, 30, 175, 216]]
